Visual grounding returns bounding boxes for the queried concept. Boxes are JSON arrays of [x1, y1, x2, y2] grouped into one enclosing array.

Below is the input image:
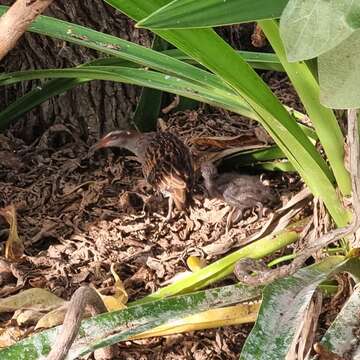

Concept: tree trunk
[[0, 1, 260, 143], [0, 0, 152, 142]]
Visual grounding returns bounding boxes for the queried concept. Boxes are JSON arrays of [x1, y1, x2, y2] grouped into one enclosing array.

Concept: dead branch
[[235, 109, 360, 285], [46, 286, 116, 360], [0, 0, 55, 61]]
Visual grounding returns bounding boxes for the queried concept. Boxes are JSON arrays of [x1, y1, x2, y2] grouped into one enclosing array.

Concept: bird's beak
[[94, 137, 110, 150]]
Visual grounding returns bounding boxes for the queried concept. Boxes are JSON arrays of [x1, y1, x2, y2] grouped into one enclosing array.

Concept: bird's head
[[95, 130, 139, 150], [200, 162, 218, 180]]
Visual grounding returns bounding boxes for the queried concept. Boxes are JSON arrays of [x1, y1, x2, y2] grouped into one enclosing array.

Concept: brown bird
[[201, 162, 277, 228], [96, 130, 194, 221]]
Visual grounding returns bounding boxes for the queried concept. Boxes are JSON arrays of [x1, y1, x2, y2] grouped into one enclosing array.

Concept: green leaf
[[260, 20, 351, 195], [0, 57, 134, 130], [319, 30, 360, 109], [164, 49, 285, 72], [137, 0, 288, 29], [280, 0, 360, 61], [254, 160, 295, 172], [0, 50, 282, 130], [0, 67, 256, 120], [0, 5, 231, 93], [0, 284, 258, 360], [240, 256, 360, 359], [317, 285, 360, 358], [132, 224, 300, 305], [133, 36, 168, 132]]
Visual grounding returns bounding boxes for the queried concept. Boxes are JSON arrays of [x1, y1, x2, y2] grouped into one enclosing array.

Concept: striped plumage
[[96, 130, 194, 220]]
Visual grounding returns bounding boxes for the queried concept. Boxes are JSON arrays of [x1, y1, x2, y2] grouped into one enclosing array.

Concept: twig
[[0, 0, 55, 61], [235, 109, 360, 285], [162, 95, 180, 114], [46, 286, 116, 360]]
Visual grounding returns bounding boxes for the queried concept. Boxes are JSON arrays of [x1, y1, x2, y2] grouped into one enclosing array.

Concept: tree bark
[[0, 0, 152, 142]]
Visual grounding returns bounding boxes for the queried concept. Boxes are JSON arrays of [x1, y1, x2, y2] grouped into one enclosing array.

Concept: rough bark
[[0, 0, 152, 142]]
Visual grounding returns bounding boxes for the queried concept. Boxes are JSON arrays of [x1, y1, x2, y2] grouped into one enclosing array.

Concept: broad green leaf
[[0, 50, 282, 130], [319, 30, 360, 109], [109, 0, 348, 226], [223, 146, 286, 168], [254, 161, 295, 172], [317, 285, 360, 358], [0, 67, 256, 120], [0, 5, 231, 93], [0, 57, 134, 130], [0, 284, 258, 360], [163, 49, 285, 72], [0, 50, 281, 130], [260, 20, 351, 195], [137, 0, 288, 29], [280, 0, 360, 61], [132, 223, 301, 305], [133, 36, 168, 131], [240, 256, 360, 359]]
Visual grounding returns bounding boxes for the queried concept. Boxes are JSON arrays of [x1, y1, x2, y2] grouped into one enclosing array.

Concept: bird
[[95, 130, 194, 221], [201, 161, 277, 228]]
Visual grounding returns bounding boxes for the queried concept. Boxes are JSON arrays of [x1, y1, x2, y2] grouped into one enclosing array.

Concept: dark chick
[[96, 130, 194, 221], [201, 162, 277, 226]]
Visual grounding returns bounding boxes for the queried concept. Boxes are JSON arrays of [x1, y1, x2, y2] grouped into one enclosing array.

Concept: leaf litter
[[0, 104, 314, 358]]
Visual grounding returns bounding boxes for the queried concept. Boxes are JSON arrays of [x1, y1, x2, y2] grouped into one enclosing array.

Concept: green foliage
[[240, 256, 360, 359], [280, 0, 359, 61], [0, 284, 257, 360], [133, 36, 169, 131], [110, 1, 350, 227], [136, 0, 288, 29], [280, 0, 360, 108], [319, 31, 360, 109], [259, 20, 351, 195], [133, 227, 299, 305], [317, 284, 360, 357]]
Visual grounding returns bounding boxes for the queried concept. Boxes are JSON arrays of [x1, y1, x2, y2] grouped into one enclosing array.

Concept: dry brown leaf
[[0, 204, 24, 260], [189, 135, 258, 149], [194, 200, 230, 224], [14, 309, 44, 326], [146, 257, 166, 278], [0, 288, 64, 313], [0, 325, 25, 348], [35, 304, 67, 329]]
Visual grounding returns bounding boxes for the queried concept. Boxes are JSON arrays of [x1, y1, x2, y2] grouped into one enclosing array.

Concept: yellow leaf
[[0, 205, 24, 260], [99, 264, 128, 311], [131, 302, 260, 339], [100, 295, 127, 312], [187, 256, 207, 272]]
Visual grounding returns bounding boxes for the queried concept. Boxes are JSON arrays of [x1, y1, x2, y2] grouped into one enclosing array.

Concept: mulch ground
[[0, 73, 342, 359]]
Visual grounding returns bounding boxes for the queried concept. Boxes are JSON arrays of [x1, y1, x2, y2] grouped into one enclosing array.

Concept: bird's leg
[[226, 207, 240, 233], [256, 202, 264, 220], [165, 196, 174, 222]]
